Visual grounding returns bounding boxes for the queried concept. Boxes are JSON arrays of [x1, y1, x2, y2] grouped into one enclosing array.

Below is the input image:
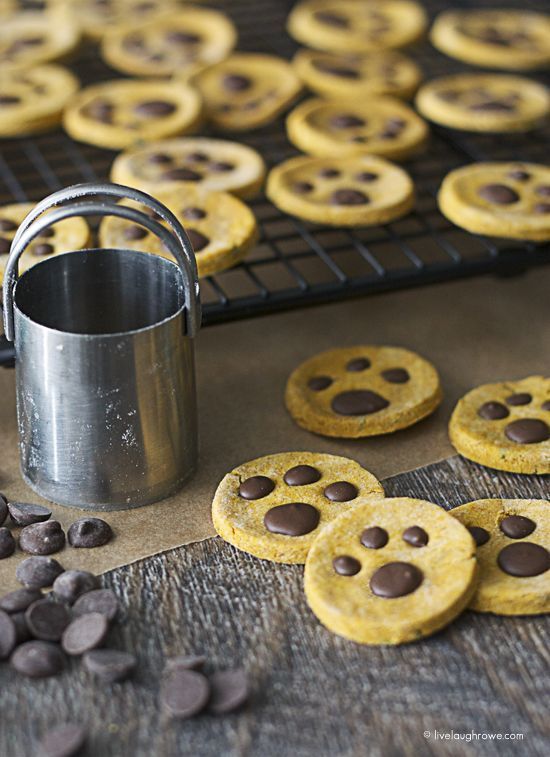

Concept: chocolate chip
[[38, 227, 55, 238], [292, 181, 314, 194], [25, 599, 71, 642], [318, 168, 340, 178], [497, 542, 549, 577], [534, 203, 550, 214], [500, 515, 536, 539], [312, 60, 360, 79], [535, 185, 550, 197], [370, 562, 423, 598], [0, 237, 11, 254], [223, 74, 252, 92], [165, 654, 207, 673], [330, 189, 369, 206], [124, 225, 148, 240], [333, 555, 361, 575], [506, 393, 532, 406], [208, 669, 249, 714], [381, 368, 410, 384], [36, 723, 87, 757], [478, 401, 510, 420], [402, 526, 429, 547], [283, 465, 321, 486], [19, 521, 65, 555], [346, 357, 370, 372], [308, 375, 332, 391], [12, 611, 31, 645], [0, 588, 42, 614], [186, 229, 210, 252], [437, 89, 460, 102], [355, 171, 378, 183], [0, 493, 7, 525], [83, 649, 136, 683], [62, 612, 109, 656], [161, 668, 210, 718], [478, 184, 519, 205], [0, 610, 16, 659], [331, 390, 389, 416], [147, 152, 173, 165], [181, 206, 206, 220], [11, 640, 65, 678], [0, 527, 15, 559], [84, 99, 113, 123], [161, 167, 202, 182], [8, 502, 51, 526], [330, 114, 366, 129], [360, 526, 389, 549], [0, 95, 21, 106], [32, 243, 54, 256], [209, 161, 235, 173], [468, 525, 490, 546], [0, 218, 17, 231], [507, 169, 531, 182], [263, 503, 320, 536], [314, 11, 349, 28], [68, 517, 113, 549], [324, 481, 358, 502], [135, 100, 176, 117], [505, 418, 549, 444], [72, 589, 119, 622], [53, 570, 100, 604], [239, 476, 275, 500], [542, 401, 550, 411], [166, 30, 202, 45], [16, 556, 64, 588], [470, 100, 515, 112]]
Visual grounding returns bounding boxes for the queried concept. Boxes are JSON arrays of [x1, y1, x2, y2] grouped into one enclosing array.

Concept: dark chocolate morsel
[[32, 243, 54, 256], [72, 589, 119, 622], [38, 227, 55, 238], [499, 515, 536, 539], [10, 640, 65, 678], [0, 95, 21, 105], [135, 100, 176, 117], [208, 669, 249, 714], [19, 521, 65, 556], [468, 525, 490, 547], [370, 562, 423, 598], [84, 99, 113, 123], [346, 357, 370, 372], [166, 30, 202, 45], [0, 218, 17, 231], [0, 237, 10, 254], [542, 401, 550, 411], [355, 171, 378, 183], [147, 152, 172, 164], [534, 203, 550, 214], [0, 528, 16, 559], [0, 493, 7, 526], [292, 181, 314, 194], [15, 556, 64, 589], [124, 225, 148, 240], [181, 207, 206, 220], [360, 526, 388, 550], [62, 612, 109, 656], [504, 418, 549, 444], [53, 570, 100, 604], [283, 465, 321, 486], [318, 167, 340, 178], [381, 368, 410, 384], [308, 375, 332, 391], [402, 526, 429, 547], [263, 503, 319, 536], [506, 392, 532, 406], [161, 668, 210, 718], [330, 114, 366, 129], [331, 390, 389, 416], [161, 167, 202, 181], [0, 588, 42, 614], [497, 542, 549, 577], [209, 161, 235, 173], [68, 517, 113, 549], [83, 649, 137, 683], [507, 169, 530, 182], [535, 185, 550, 197], [333, 555, 361, 576], [25, 599, 71, 642], [223, 74, 252, 92], [239, 475, 275, 500], [324, 481, 358, 502], [36, 724, 87, 757], [312, 60, 360, 79], [478, 401, 509, 420], [330, 189, 369, 205], [478, 184, 519, 205], [314, 10, 350, 28], [186, 229, 210, 252], [187, 151, 209, 163]]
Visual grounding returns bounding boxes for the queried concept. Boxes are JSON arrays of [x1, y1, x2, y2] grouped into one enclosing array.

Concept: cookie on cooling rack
[[65, 0, 179, 41], [0, 8, 80, 68]]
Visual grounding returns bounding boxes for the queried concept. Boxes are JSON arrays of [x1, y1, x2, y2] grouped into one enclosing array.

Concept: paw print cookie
[[0, 9, 80, 68], [266, 154, 414, 227], [452, 499, 549, 615], [287, 0, 427, 54], [211, 452, 384, 564], [66, 0, 178, 41], [110, 137, 266, 199], [101, 7, 236, 80], [415, 74, 549, 133], [99, 186, 258, 279], [304, 498, 478, 644], [0, 202, 90, 285], [63, 79, 202, 150], [292, 48, 422, 101], [431, 10, 550, 71], [438, 162, 550, 242], [449, 376, 550, 474], [286, 96, 428, 161], [191, 53, 302, 132], [285, 346, 442, 438]]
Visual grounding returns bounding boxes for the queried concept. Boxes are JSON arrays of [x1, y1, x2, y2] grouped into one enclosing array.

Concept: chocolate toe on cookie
[[285, 346, 442, 438], [452, 499, 549, 615], [304, 497, 478, 644], [211, 452, 384, 564], [449, 376, 550, 474]]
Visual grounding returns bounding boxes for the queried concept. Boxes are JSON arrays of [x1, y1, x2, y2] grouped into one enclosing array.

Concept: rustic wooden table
[[0, 455, 548, 757]]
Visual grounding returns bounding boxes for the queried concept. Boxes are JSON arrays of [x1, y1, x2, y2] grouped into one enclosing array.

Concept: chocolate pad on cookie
[[211, 452, 384, 564]]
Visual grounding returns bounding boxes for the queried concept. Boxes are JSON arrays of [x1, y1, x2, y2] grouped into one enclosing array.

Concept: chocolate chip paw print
[[211, 452, 384, 564], [304, 497, 478, 644], [449, 376, 550, 473], [285, 345, 442, 438], [0, 9, 79, 68], [452, 499, 549, 615]]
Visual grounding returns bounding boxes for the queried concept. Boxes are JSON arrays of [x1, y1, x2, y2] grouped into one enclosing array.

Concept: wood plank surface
[[0, 456, 548, 757]]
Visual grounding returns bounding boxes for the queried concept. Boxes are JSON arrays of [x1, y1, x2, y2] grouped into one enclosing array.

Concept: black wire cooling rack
[[1, 0, 549, 327]]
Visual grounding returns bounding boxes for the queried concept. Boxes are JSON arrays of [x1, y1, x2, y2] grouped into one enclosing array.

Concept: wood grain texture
[[0, 456, 548, 757]]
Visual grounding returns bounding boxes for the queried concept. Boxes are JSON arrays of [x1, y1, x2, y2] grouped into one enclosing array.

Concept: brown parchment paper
[[0, 268, 548, 591]]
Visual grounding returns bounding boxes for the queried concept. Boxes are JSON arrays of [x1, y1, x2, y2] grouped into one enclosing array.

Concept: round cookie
[[304, 498, 478, 645], [191, 53, 302, 132], [452, 499, 549, 615], [287, 0, 427, 54], [110, 137, 266, 199], [0, 202, 90, 285], [211, 452, 384, 564], [0, 64, 80, 138], [439, 162, 550, 242], [430, 10, 550, 71], [449, 376, 550, 475], [99, 186, 258, 279], [266, 154, 415, 227], [65, 0, 178, 41], [0, 8, 80, 68], [285, 345, 442, 438], [101, 7, 237, 80], [63, 79, 202, 150], [292, 48, 422, 101], [286, 96, 429, 161], [415, 74, 550, 133]]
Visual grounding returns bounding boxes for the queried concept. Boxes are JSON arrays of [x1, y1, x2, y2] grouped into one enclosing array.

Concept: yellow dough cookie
[[99, 186, 258, 278], [211, 451, 384, 564], [438, 162, 550, 242], [287, 0, 427, 53], [65, 0, 178, 41], [304, 498, 478, 645], [415, 74, 550, 133], [63, 79, 202, 150], [449, 376, 550, 475], [110, 137, 266, 199], [292, 48, 422, 101], [285, 345, 442, 438], [266, 154, 415, 227], [430, 10, 550, 71], [191, 53, 302, 132], [452, 499, 549, 615], [0, 64, 79, 137], [286, 96, 428, 161], [0, 8, 80, 68], [0, 202, 90, 285], [101, 7, 237, 80]]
